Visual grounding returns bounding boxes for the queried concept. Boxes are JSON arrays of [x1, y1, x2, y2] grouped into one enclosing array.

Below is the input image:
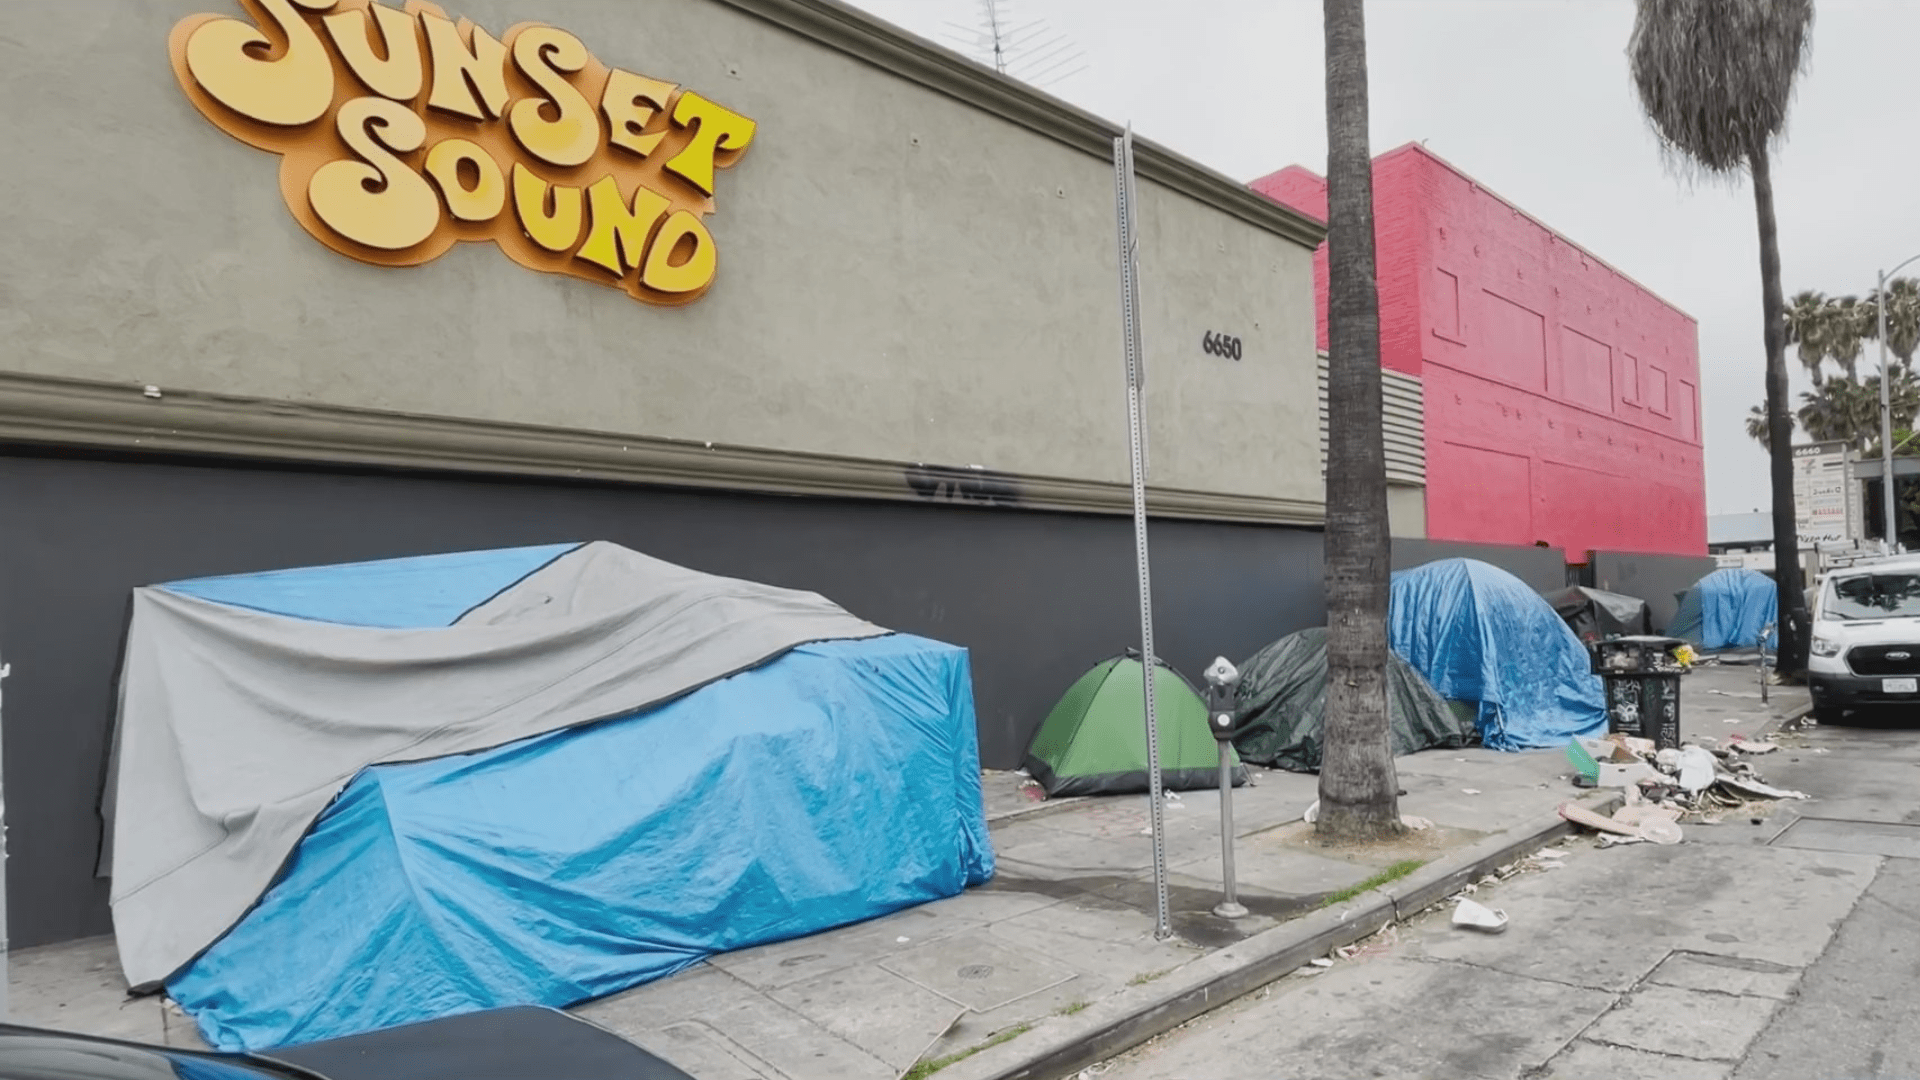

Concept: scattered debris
[[1452, 898, 1509, 933], [1677, 747, 1717, 792], [1462, 788, 1482, 796], [1401, 815, 1435, 831], [1303, 799, 1319, 824], [1309, 957, 1334, 968], [1716, 775, 1809, 801], [1562, 722, 1810, 830], [897, 936, 912, 944], [1560, 801, 1685, 845]]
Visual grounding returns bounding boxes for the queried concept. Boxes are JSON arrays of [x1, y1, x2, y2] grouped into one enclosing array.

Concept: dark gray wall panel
[[0, 452, 1323, 948], [1389, 538, 1570, 594], [1590, 551, 1719, 633]]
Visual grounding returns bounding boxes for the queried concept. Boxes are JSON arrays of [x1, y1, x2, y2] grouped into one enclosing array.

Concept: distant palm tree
[[1746, 404, 1778, 451], [1824, 295, 1871, 381], [1869, 277, 1920, 369], [1785, 290, 1829, 384], [1629, 0, 1814, 675], [1790, 371, 1920, 453]]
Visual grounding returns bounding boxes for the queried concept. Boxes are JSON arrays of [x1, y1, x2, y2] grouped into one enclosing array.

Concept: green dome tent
[[1231, 628, 1477, 772], [1024, 653, 1246, 797]]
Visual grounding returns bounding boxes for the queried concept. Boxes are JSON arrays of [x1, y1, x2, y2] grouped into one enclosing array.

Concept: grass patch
[[1127, 968, 1172, 987], [1319, 858, 1426, 908], [901, 1024, 1033, 1080], [1056, 1000, 1089, 1016]]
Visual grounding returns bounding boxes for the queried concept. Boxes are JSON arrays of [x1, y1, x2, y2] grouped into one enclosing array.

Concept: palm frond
[[1628, 0, 1814, 177]]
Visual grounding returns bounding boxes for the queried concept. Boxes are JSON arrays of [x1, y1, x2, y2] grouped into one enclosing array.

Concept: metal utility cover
[[1772, 818, 1920, 859], [879, 935, 1076, 1012]]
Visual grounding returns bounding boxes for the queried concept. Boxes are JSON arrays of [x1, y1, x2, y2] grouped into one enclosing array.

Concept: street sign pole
[[1113, 126, 1170, 941]]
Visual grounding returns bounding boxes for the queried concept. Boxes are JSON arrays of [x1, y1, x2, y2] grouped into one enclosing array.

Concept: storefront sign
[[170, 0, 757, 305], [1793, 441, 1852, 548]]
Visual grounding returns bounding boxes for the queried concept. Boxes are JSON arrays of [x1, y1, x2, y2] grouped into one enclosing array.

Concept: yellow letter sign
[[170, 0, 757, 306]]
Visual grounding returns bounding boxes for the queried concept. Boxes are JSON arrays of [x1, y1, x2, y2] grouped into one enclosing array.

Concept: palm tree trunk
[[1316, 0, 1400, 841], [1750, 143, 1810, 675]]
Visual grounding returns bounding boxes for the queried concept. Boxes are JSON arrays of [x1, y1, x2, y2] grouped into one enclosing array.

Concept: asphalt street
[[1094, 704, 1920, 1080]]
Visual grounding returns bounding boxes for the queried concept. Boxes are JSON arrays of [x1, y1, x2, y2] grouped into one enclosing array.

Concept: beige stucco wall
[[0, 0, 1321, 505]]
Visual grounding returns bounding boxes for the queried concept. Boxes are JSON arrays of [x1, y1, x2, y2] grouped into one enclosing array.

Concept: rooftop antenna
[[940, 0, 1087, 90]]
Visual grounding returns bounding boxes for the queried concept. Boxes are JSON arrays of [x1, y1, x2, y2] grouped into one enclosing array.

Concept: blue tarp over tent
[[129, 544, 993, 1051], [1388, 559, 1606, 751], [1669, 568, 1778, 650]]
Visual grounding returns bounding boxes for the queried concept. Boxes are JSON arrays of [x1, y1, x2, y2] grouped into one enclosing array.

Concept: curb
[[940, 789, 1625, 1080]]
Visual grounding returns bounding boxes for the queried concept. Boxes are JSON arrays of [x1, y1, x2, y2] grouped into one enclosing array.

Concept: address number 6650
[[1202, 331, 1243, 360]]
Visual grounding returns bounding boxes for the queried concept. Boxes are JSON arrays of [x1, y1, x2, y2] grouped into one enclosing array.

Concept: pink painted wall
[[1251, 144, 1706, 558]]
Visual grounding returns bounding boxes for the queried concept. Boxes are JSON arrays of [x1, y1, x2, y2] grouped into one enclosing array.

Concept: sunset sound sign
[[170, 0, 758, 306]]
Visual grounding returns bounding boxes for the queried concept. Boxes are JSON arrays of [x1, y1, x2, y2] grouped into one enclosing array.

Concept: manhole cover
[[1773, 817, 1920, 859], [958, 964, 995, 980]]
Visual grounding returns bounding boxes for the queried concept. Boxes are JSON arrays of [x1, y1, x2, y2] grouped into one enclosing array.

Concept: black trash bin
[[1589, 636, 1689, 749]]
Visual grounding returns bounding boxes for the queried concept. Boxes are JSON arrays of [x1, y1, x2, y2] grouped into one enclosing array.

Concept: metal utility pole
[[1877, 256, 1920, 553], [1113, 126, 1170, 941], [0, 659, 9, 1021]]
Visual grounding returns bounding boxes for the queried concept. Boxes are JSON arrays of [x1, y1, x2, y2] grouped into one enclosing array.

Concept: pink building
[[1254, 144, 1706, 558]]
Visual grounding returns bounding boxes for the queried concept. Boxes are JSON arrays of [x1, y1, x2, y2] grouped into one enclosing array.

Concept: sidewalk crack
[[1405, 954, 1613, 994], [705, 964, 904, 1076]]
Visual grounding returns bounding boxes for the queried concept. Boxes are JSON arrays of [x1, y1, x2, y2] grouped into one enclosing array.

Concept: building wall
[[0, 0, 1323, 508], [1251, 145, 1707, 558], [0, 450, 1324, 949], [0, 0, 1336, 951]]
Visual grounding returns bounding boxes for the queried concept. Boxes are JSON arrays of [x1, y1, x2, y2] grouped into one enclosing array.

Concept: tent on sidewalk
[[1543, 585, 1654, 644], [1230, 627, 1476, 772], [1389, 559, 1606, 751], [1669, 568, 1778, 650], [1023, 653, 1245, 796], [102, 541, 994, 1052]]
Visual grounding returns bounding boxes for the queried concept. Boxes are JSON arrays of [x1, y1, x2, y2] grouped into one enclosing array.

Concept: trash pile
[[1560, 731, 1809, 844]]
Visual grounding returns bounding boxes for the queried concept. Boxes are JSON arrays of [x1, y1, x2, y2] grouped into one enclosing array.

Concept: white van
[[1808, 554, 1920, 721]]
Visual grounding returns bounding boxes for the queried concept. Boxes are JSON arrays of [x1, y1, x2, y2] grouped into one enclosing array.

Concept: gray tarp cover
[[103, 542, 885, 989], [1231, 627, 1477, 771], [1542, 586, 1654, 642]]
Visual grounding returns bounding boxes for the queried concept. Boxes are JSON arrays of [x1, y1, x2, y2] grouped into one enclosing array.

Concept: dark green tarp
[[1231, 628, 1477, 772], [1543, 586, 1653, 643]]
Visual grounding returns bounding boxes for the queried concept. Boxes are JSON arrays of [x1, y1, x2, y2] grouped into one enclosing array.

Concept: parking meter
[[1202, 657, 1240, 741], [1200, 657, 1247, 919]]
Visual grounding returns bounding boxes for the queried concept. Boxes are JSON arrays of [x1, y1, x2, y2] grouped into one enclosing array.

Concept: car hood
[[262, 1007, 691, 1080], [1819, 617, 1920, 647]]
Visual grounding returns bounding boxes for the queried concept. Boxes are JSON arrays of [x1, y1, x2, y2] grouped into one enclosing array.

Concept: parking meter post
[[1202, 657, 1247, 920]]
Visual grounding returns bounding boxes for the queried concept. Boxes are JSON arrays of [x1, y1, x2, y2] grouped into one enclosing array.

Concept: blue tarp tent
[[1669, 568, 1778, 650], [102, 543, 993, 1051], [1388, 559, 1606, 751]]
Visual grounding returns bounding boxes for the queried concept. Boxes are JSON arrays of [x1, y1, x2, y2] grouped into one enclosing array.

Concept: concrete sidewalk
[[9, 665, 1806, 1080]]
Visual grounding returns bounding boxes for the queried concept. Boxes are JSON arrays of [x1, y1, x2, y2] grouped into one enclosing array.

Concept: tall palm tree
[[1316, 0, 1400, 841], [1629, 0, 1815, 676], [1785, 290, 1829, 384]]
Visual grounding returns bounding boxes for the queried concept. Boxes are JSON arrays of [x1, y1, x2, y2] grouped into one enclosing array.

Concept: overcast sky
[[847, 0, 1920, 517]]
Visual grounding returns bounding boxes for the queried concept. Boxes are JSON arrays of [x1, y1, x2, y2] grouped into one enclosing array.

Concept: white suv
[[1808, 555, 1920, 721]]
